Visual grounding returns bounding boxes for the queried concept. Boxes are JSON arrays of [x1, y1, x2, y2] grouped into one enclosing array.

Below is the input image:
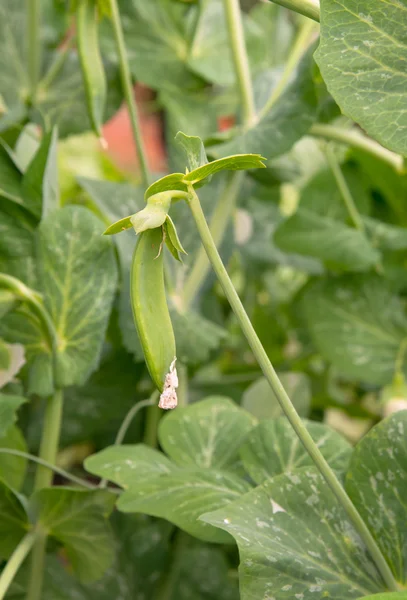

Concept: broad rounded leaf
[[316, 0, 407, 156], [117, 468, 251, 543], [158, 396, 256, 469], [301, 275, 407, 385], [274, 208, 380, 271], [85, 444, 176, 489], [346, 411, 407, 584], [202, 468, 386, 599], [242, 372, 311, 420], [240, 417, 351, 484], [30, 488, 116, 583], [37, 205, 118, 388]]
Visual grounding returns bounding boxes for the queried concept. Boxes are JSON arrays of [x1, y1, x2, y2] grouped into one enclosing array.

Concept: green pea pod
[[131, 228, 177, 398], [77, 0, 107, 138]]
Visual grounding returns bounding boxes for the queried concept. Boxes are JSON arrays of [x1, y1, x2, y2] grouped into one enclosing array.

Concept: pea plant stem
[[27, 0, 41, 102], [187, 185, 398, 592], [222, 0, 256, 127], [27, 389, 64, 600], [310, 123, 404, 173], [182, 172, 242, 309], [325, 145, 365, 232], [0, 532, 36, 600], [269, 0, 320, 22], [108, 0, 150, 187]]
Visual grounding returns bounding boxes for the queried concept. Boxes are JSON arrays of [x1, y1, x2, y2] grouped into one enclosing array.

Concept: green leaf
[[273, 208, 380, 271], [346, 411, 407, 584], [8, 516, 239, 600], [202, 467, 386, 600], [300, 163, 371, 221], [0, 393, 26, 437], [0, 201, 36, 263], [0, 0, 122, 138], [364, 217, 407, 251], [0, 425, 27, 490], [30, 488, 116, 583], [171, 307, 227, 365], [84, 444, 176, 489], [117, 468, 251, 543], [0, 478, 27, 558], [242, 372, 311, 420], [175, 131, 208, 172], [60, 350, 144, 447], [315, 0, 407, 156], [240, 417, 351, 484], [301, 275, 407, 385], [100, 0, 201, 91], [184, 154, 266, 186], [22, 127, 59, 220], [210, 43, 317, 160], [37, 205, 118, 388], [158, 396, 256, 469]]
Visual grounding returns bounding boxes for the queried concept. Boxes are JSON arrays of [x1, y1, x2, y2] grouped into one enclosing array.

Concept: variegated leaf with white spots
[[240, 417, 352, 484], [202, 467, 387, 599], [117, 468, 252, 544], [158, 396, 256, 469], [346, 411, 407, 585], [84, 444, 176, 490]]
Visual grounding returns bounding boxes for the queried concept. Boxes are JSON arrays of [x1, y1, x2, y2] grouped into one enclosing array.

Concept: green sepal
[[165, 215, 187, 256], [103, 215, 133, 235]]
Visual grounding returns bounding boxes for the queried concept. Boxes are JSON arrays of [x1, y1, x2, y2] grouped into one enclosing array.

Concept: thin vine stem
[[0, 448, 98, 490], [187, 184, 398, 592], [28, 0, 41, 102], [310, 123, 404, 173], [222, 0, 256, 126], [182, 172, 242, 309], [268, 0, 320, 22], [259, 19, 317, 119], [108, 0, 150, 187], [325, 145, 365, 232], [0, 532, 36, 600]]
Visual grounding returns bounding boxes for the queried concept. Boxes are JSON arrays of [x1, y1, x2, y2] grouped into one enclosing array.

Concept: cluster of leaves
[[1, 0, 407, 598]]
